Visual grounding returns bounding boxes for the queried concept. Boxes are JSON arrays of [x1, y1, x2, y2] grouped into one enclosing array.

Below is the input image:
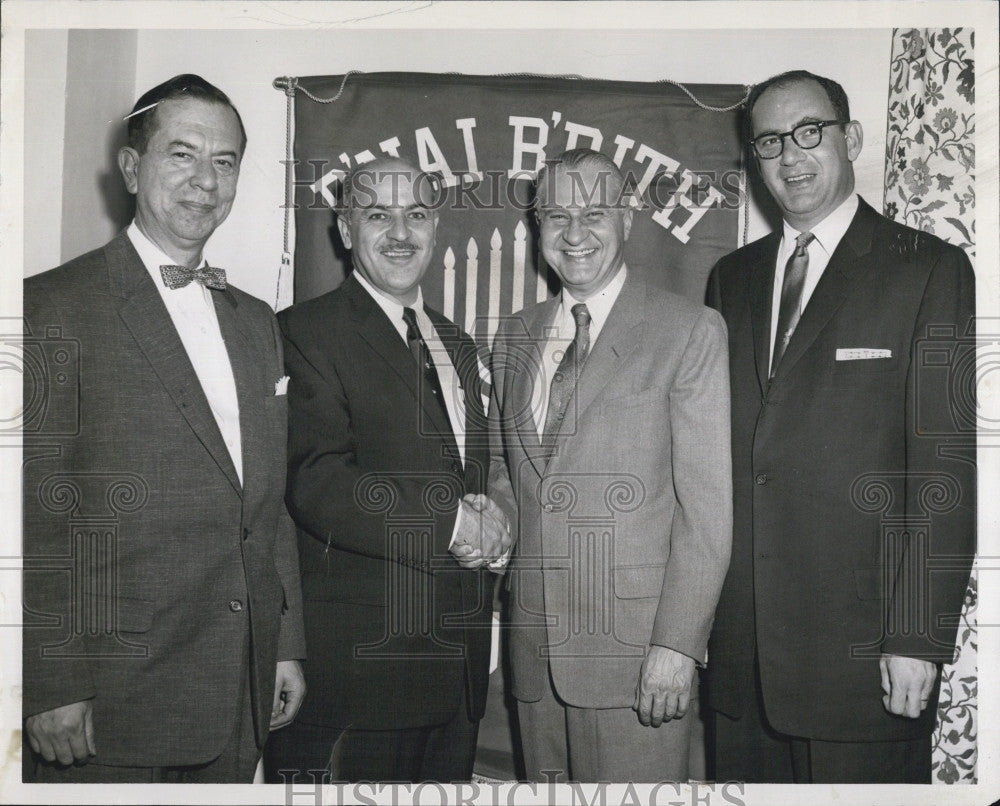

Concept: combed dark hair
[[743, 70, 852, 146], [533, 148, 633, 209], [126, 74, 247, 156]]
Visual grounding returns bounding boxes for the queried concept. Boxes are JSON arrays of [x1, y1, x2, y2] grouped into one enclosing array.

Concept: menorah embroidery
[[440, 222, 553, 347]]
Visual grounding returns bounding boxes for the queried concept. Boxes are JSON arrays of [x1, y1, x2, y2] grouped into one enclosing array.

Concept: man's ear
[[845, 120, 864, 163], [622, 205, 634, 241], [118, 147, 140, 195], [336, 214, 353, 250]]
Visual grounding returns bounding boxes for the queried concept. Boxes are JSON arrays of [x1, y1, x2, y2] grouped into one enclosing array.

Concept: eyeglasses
[[749, 120, 845, 159]]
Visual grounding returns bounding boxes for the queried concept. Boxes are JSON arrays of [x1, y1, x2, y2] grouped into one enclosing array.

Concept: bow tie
[[160, 264, 227, 291]]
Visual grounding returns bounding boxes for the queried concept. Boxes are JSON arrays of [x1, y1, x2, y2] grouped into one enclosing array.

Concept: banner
[[289, 72, 746, 343]]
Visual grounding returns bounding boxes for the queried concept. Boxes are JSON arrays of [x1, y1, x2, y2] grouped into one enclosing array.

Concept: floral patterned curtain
[[883, 27, 976, 784]]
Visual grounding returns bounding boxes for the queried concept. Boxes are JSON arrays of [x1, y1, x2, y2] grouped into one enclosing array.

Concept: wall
[[60, 29, 138, 264], [25, 24, 892, 305], [23, 29, 68, 274]]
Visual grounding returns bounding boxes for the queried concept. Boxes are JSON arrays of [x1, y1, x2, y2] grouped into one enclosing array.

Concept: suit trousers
[[26, 656, 259, 783], [710, 657, 930, 783], [264, 688, 479, 783], [517, 667, 692, 783]]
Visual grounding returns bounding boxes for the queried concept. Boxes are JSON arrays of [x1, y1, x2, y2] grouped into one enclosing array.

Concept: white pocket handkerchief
[[836, 348, 892, 361], [274, 375, 290, 395]]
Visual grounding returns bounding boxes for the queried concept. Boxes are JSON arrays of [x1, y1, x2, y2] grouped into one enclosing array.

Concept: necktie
[[402, 307, 452, 432], [770, 232, 815, 377], [160, 264, 227, 291], [542, 303, 591, 463]]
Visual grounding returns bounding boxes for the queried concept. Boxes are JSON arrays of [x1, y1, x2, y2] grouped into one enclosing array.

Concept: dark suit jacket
[[279, 274, 493, 730], [488, 271, 732, 707], [22, 233, 305, 766], [706, 198, 976, 742]]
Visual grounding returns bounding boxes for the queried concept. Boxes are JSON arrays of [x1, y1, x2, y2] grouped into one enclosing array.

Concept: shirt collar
[[127, 221, 209, 291], [353, 269, 425, 325], [781, 193, 859, 256], [560, 263, 627, 333]]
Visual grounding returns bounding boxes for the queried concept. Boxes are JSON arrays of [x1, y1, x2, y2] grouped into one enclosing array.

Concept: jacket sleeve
[[883, 242, 976, 662], [280, 311, 460, 569], [485, 319, 520, 548], [22, 281, 98, 717], [650, 306, 734, 662], [268, 313, 306, 661]]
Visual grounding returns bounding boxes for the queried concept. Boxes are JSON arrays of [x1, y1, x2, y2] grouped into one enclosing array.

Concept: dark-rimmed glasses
[[750, 120, 845, 159]]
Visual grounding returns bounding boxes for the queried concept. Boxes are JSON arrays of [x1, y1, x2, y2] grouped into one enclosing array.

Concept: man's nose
[[779, 135, 806, 165], [562, 215, 588, 245], [388, 212, 410, 241], [190, 157, 219, 191]]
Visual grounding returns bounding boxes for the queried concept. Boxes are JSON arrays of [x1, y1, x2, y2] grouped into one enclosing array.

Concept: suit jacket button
[[755, 474, 768, 485], [229, 599, 244, 612], [452, 461, 462, 474]]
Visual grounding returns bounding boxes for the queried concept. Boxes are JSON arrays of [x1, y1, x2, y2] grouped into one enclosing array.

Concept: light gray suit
[[488, 271, 732, 780]]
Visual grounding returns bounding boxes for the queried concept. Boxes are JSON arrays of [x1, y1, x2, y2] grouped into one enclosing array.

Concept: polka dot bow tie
[[160, 264, 227, 291]]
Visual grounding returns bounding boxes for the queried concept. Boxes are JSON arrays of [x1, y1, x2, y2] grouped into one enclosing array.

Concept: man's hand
[[450, 493, 511, 569], [25, 699, 96, 765], [880, 653, 937, 718], [270, 659, 306, 730], [633, 646, 696, 727]]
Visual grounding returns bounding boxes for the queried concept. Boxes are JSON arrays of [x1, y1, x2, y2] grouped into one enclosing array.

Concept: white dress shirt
[[534, 264, 627, 436], [352, 271, 468, 463], [768, 194, 859, 376], [127, 222, 243, 483]]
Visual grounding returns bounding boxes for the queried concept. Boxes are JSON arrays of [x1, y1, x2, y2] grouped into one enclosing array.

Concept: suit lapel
[[749, 234, 780, 397], [349, 276, 421, 399], [509, 299, 557, 478], [112, 236, 242, 494], [770, 202, 875, 383], [568, 274, 644, 426], [214, 288, 266, 502], [349, 277, 458, 456], [423, 312, 465, 462]]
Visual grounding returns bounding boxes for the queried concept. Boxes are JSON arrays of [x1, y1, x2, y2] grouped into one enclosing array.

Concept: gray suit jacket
[[488, 271, 733, 707], [22, 232, 305, 766]]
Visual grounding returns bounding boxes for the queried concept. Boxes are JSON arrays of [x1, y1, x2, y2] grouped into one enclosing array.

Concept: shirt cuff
[[449, 505, 463, 549]]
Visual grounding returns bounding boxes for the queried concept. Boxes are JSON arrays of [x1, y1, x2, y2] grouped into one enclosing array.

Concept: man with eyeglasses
[[705, 70, 975, 783]]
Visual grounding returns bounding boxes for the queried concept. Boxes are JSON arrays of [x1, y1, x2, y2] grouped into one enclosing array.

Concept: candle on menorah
[[512, 220, 526, 315], [488, 229, 502, 347], [442, 247, 455, 322], [536, 251, 550, 303], [464, 237, 478, 342]]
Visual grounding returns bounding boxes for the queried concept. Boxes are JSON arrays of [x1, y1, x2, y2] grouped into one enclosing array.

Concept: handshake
[[450, 493, 512, 569]]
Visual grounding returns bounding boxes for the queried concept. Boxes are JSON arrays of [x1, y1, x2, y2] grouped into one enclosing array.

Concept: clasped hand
[[449, 493, 511, 569]]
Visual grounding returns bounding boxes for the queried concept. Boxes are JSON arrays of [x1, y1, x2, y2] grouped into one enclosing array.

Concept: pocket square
[[836, 348, 892, 361], [274, 375, 289, 395]]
